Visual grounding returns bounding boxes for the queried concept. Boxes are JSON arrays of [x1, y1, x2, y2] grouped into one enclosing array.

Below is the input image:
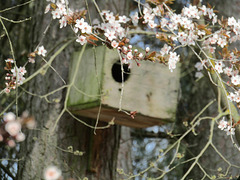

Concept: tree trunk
[[14, 1, 130, 179]]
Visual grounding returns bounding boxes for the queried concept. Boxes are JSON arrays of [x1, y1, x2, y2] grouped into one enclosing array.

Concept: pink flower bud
[[16, 132, 26, 142], [146, 47, 150, 52], [122, 58, 127, 64], [127, 52, 133, 60], [122, 46, 127, 53], [8, 140, 16, 148]]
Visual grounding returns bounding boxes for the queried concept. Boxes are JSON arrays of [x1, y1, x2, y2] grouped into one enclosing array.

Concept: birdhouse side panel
[[67, 46, 106, 110]]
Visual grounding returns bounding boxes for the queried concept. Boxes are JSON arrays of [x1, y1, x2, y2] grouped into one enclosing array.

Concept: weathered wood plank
[[102, 47, 180, 121]]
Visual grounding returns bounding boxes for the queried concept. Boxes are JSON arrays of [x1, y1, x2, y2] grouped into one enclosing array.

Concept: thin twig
[[0, 0, 34, 13]]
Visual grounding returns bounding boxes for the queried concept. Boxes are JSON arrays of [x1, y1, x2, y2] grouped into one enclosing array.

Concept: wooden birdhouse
[[67, 46, 180, 128]]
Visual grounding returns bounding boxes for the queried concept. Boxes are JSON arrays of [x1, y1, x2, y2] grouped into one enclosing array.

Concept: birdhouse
[[67, 46, 180, 128]]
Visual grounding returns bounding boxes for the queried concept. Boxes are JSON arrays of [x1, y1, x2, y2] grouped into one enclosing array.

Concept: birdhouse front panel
[[67, 46, 180, 128]]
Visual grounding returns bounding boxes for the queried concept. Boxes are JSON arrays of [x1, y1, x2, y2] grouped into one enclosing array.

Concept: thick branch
[[131, 130, 177, 139], [0, 162, 15, 180]]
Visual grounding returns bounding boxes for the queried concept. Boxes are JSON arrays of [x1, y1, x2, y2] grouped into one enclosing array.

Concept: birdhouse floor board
[[70, 106, 171, 128], [68, 101, 100, 111]]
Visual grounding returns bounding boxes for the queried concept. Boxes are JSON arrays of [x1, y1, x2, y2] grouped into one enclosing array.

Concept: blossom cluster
[[118, 45, 151, 68], [45, 0, 94, 47], [173, 5, 216, 45], [0, 112, 35, 148], [142, 5, 159, 28], [100, 10, 130, 40], [45, 0, 159, 68], [218, 118, 235, 136], [4, 58, 27, 93], [4, 45, 47, 93], [45, 0, 69, 28], [128, 4, 217, 71], [154, 4, 240, 106]]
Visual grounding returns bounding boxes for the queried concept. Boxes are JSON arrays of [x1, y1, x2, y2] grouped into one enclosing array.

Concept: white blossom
[[38, 46, 47, 57], [131, 12, 139, 26], [225, 126, 235, 136], [5, 121, 21, 136], [76, 35, 87, 45], [59, 16, 67, 28], [231, 75, 240, 85], [111, 40, 119, 48], [214, 62, 225, 74], [168, 52, 180, 72], [52, 9, 61, 19], [104, 29, 116, 41], [195, 72, 203, 78], [118, 15, 130, 23], [126, 52, 133, 60], [4, 112, 16, 122], [195, 62, 204, 71], [160, 44, 171, 56], [218, 119, 228, 130], [44, 166, 62, 180], [228, 17, 236, 26]]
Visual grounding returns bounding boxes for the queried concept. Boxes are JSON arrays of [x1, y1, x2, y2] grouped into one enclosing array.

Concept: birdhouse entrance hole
[[111, 60, 131, 83]]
